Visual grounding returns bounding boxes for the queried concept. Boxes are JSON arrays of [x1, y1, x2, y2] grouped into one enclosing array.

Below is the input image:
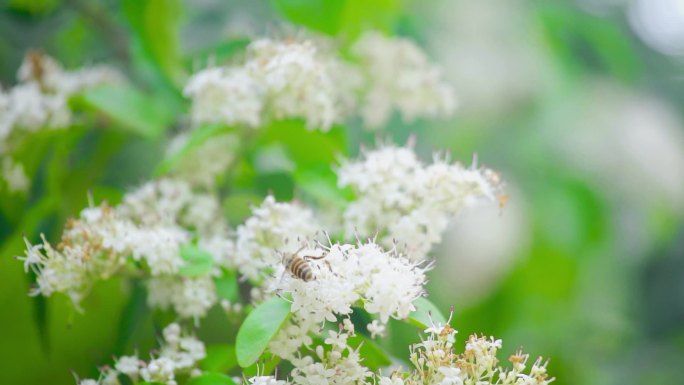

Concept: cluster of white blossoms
[[0, 51, 122, 194], [184, 32, 455, 132], [79, 323, 206, 385], [184, 38, 350, 131], [378, 321, 553, 385], [350, 31, 457, 129], [268, 240, 426, 360], [251, 319, 552, 385], [338, 144, 503, 261], [20, 178, 232, 319], [234, 195, 320, 283], [0, 51, 122, 148], [165, 131, 239, 188]]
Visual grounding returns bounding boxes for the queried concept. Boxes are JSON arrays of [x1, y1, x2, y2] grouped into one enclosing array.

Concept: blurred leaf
[[114, 280, 147, 355], [214, 270, 239, 303], [537, 3, 640, 83], [406, 297, 446, 329], [178, 244, 214, 277], [255, 172, 294, 201], [236, 296, 291, 367], [340, 0, 402, 38], [75, 84, 175, 139], [222, 193, 262, 227], [185, 38, 251, 70], [271, 0, 347, 35], [347, 334, 391, 370], [186, 372, 237, 385], [123, 0, 185, 87], [8, 0, 58, 14], [258, 120, 347, 168], [294, 166, 352, 208], [201, 344, 238, 373]]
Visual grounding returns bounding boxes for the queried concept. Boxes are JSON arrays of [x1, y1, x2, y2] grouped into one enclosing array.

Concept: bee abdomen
[[289, 257, 314, 282]]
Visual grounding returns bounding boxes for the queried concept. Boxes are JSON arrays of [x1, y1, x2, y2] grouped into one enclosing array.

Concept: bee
[[282, 246, 328, 282]]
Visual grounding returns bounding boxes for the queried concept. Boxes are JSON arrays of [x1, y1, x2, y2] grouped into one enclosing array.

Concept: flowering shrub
[[9, 19, 553, 385]]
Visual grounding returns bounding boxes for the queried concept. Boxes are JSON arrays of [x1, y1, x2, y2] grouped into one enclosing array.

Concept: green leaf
[[294, 166, 352, 209], [201, 344, 238, 373], [271, 0, 347, 35], [222, 193, 263, 227], [155, 124, 234, 176], [114, 280, 148, 355], [406, 297, 446, 329], [241, 353, 281, 377], [214, 270, 239, 303], [185, 38, 251, 69], [178, 244, 214, 277], [186, 372, 237, 385], [123, 0, 185, 88], [347, 334, 391, 370], [236, 296, 291, 367], [74, 84, 175, 139], [257, 120, 347, 168]]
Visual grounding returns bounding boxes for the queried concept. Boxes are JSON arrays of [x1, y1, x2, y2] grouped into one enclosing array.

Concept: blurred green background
[[2, 0, 684, 384]]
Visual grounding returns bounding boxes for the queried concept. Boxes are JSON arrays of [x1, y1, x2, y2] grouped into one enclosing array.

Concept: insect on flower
[[281, 246, 329, 282]]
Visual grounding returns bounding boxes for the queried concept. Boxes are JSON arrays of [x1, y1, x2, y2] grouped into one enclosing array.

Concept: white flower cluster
[[165, 131, 239, 188], [0, 51, 122, 149], [184, 38, 350, 131], [338, 144, 503, 261], [79, 323, 206, 385], [184, 32, 455, 132], [376, 322, 553, 385], [351, 31, 456, 129], [21, 178, 231, 319], [234, 195, 320, 282], [268, 241, 426, 360], [289, 323, 371, 385]]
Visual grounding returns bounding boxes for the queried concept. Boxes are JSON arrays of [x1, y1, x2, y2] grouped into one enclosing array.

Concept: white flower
[[147, 276, 217, 320], [338, 143, 502, 260], [269, 240, 426, 360], [234, 196, 319, 282], [79, 380, 99, 385], [248, 376, 289, 385], [185, 38, 353, 131], [351, 31, 456, 129], [1, 52, 122, 150], [367, 320, 386, 338], [184, 67, 264, 128], [115, 355, 141, 378], [140, 357, 176, 384], [166, 132, 239, 188]]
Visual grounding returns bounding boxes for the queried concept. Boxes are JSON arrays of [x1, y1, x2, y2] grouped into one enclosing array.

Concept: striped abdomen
[[288, 256, 314, 282]]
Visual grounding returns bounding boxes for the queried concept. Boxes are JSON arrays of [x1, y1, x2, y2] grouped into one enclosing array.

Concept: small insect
[[27, 49, 46, 84], [282, 246, 328, 282]]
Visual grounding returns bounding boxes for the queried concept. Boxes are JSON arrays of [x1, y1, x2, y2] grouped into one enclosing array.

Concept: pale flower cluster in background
[[268, 240, 426, 360], [79, 323, 206, 385], [184, 32, 455, 132], [338, 143, 503, 261], [351, 31, 457, 129], [1, 51, 122, 146], [165, 131, 239, 188], [184, 38, 349, 131], [0, 51, 123, 194]]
